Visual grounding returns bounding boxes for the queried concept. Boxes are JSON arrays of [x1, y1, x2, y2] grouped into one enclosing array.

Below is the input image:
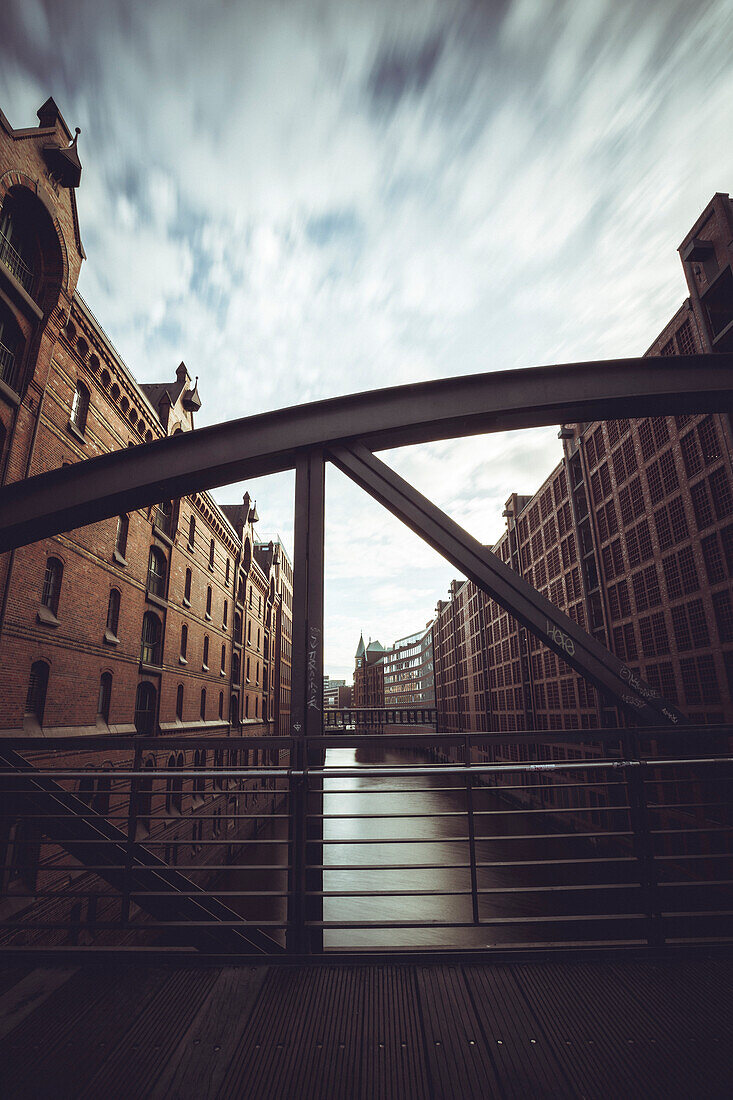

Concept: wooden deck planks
[[1, 954, 731, 1099], [149, 966, 268, 1100]]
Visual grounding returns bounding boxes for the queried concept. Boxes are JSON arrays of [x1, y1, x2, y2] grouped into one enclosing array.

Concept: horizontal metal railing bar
[[318, 830, 635, 843], [316, 857, 640, 870], [306, 914, 649, 928], [320, 781, 631, 794], [315, 806, 632, 819]]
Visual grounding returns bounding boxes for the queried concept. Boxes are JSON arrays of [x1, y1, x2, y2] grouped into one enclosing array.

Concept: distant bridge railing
[[323, 707, 437, 730]]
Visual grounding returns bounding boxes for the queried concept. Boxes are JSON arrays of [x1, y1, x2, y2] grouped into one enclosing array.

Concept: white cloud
[[3, 0, 733, 679]]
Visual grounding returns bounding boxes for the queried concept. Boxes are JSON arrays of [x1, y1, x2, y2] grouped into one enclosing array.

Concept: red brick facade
[[434, 193, 733, 732]]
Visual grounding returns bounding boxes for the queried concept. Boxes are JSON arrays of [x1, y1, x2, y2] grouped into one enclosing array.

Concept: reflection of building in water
[[382, 625, 435, 707]]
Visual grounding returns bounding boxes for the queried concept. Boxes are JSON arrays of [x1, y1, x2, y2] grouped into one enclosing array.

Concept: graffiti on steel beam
[[307, 626, 321, 710]]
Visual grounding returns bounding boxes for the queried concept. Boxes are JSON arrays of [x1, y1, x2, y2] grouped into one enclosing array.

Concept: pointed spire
[[355, 633, 365, 658]]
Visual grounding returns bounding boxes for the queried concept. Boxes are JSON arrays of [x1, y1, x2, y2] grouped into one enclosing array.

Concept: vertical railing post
[[623, 732, 663, 947], [464, 734, 480, 926], [287, 448, 325, 954], [122, 740, 144, 926]]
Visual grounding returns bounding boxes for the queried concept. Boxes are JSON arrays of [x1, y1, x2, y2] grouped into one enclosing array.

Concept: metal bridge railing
[[0, 727, 730, 955]]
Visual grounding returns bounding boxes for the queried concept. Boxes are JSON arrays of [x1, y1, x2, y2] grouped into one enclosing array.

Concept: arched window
[[221, 644, 226, 674], [175, 752, 184, 814], [247, 621, 252, 643], [176, 683, 184, 720], [78, 769, 95, 806], [165, 754, 177, 815], [0, 300, 23, 391], [225, 558, 230, 585], [140, 612, 161, 666], [203, 635, 209, 669], [246, 656, 250, 681], [180, 623, 188, 661], [97, 672, 112, 722], [232, 651, 240, 682], [200, 688, 207, 721], [155, 500, 172, 536], [92, 766, 111, 816], [41, 556, 63, 614], [106, 588, 120, 637], [245, 694, 249, 718], [184, 568, 192, 603], [223, 600, 228, 628], [70, 380, 90, 433], [209, 539, 215, 570], [137, 758, 155, 836], [25, 660, 49, 724], [234, 611, 242, 645], [206, 586, 212, 618], [187, 515, 196, 550], [218, 692, 224, 719], [147, 547, 167, 596], [134, 681, 157, 734], [255, 696, 259, 717], [115, 514, 129, 559], [230, 694, 239, 725]]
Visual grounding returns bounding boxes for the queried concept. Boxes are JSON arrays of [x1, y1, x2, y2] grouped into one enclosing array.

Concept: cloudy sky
[[3, 0, 733, 681]]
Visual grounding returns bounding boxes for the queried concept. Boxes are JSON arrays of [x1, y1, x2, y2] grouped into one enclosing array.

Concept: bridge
[[1, 356, 732, 1095]]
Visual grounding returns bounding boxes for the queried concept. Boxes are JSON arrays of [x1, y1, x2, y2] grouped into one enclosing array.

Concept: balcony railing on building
[[0, 227, 35, 295]]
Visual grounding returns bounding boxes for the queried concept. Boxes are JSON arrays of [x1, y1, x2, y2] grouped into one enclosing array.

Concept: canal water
[[220, 744, 635, 950]]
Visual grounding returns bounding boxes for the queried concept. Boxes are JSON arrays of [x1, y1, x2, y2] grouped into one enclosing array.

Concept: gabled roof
[[139, 378, 187, 410]]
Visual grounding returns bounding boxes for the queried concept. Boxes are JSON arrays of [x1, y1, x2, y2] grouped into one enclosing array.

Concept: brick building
[[0, 99, 292, 937], [433, 193, 733, 734], [352, 633, 386, 709], [383, 625, 436, 708]]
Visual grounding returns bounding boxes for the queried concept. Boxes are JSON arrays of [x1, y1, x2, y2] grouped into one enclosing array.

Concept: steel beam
[[0, 355, 731, 551], [288, 449, 325, 952], [329, 442, 686, 726]]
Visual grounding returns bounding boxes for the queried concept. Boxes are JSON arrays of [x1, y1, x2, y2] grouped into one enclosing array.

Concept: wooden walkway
[[1, 953, 731, 1098]]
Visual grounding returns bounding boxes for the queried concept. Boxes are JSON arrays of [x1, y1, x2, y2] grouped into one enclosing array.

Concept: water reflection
[[222, 745, 637, 950]]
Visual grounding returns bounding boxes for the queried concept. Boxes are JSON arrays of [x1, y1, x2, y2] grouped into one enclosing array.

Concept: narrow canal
[[220, 744, 635, 950]]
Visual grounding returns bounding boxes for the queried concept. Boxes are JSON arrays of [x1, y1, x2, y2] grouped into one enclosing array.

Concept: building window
[[115, 514, 129, 559], [245, 695, 249, 718], [221, 644, 226, 674], [155, 500, 173, 536], [97, 672, 112, 722], [230, 694, 239, 724], [225, 558, 230, 585], [140, 612, 162, 666], [25, 660, 49, 724], [200, 688, 207, 721], [176, 683, 184, 720], [223, 600, 228, 628], [246, 656, 250, 681], [209, 539, 215, 571], [206, 586, 212, 618], [147, 547, 167, 597], [234, 611, 242, 645], [106, 588, 120, 637], [70, 380, 90, 433], [188, 515, 196, 550], [184, 567, 192, 603], [232, 651, 240, 681], [180, 623, 188, 661], [41, 556, 63, 615], [219, 692, 224, 719], [134, 681, 157, 734], [203, 635, 209, 669]]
